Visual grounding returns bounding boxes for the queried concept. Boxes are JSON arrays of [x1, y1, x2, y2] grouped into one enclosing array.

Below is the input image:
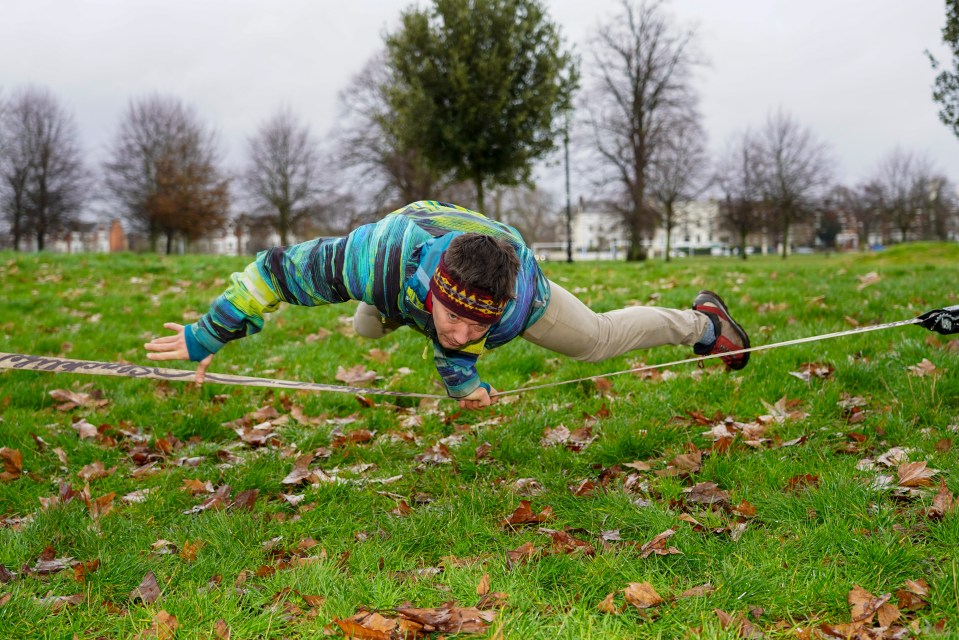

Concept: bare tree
[[755, 110, 833, 258], [715, 130, 766, 259], [329, 53, 449, 214], [242, 108, 321, 246], [583, 0, 702, 261], [0, 87, 88, 251], [486, 185, 559, 244], [647, 113, 710, 261], [868, 148, 955, 243], [103, 95, 229, 253], [832, 181, 884, 250]]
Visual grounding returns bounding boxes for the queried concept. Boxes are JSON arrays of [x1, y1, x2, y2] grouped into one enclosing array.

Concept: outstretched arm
[[918, 305, 959, 335], [144, 322, 214, 383]]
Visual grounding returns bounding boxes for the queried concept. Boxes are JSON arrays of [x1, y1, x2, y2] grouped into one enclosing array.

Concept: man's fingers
[[163, 322, 185, 332], [145, 350, 187, 361], [195, 355, 213, 385]]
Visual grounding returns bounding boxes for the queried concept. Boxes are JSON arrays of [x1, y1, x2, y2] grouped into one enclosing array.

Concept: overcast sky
[[2, 0, 957, 206]]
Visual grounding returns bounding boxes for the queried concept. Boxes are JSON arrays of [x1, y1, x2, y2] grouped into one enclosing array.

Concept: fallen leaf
[[683, 482, 729, 505], [907, 358, 941, 377], [512, 478, 545, 497], [71, 418, 99, 440], [281, 453, 315, 485], [36, 593, 84, 611], [539, 425, 571, 447], [505, 542, 540, 568], [78, 461, 116, 482], [0, 448, 23, 481], [623, 582, 663, 609], [500, 501, 553, 529], [477, 573, 490, 596], [897, 461, 938, 487], [335, 364, 379, 386], [678, 583, 715, 598], [848, 584, 891, 624], [856, 271, 881, 290], [929, 478, 955, 518], [130, 570, 162, 604], [639, 529, 682, 558], [180, 539, 202, 563], [598, 592, 619, 614], [134, 610, 178, 640]]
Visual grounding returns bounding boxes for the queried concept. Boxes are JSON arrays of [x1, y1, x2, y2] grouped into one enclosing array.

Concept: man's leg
[[520, 280, 710, 362], [353, 302, 402, 338]]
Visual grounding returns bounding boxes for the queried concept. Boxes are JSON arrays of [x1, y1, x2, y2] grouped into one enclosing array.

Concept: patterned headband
[[429, 254, 507, 325]]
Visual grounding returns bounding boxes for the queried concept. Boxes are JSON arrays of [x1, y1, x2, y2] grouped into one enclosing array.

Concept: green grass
[[1, 245, 958, 638]]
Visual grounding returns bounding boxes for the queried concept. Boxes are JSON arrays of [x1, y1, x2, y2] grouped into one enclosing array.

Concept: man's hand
[[918, 305, 959, 335], [144, 322, 214, 383], [458, 384, 498, 410]]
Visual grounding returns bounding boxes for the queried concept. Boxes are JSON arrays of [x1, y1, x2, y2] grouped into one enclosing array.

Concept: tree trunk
[[781, 218, 790, 259], [474, 175, 485, 212], [739, 228, 748, 261]]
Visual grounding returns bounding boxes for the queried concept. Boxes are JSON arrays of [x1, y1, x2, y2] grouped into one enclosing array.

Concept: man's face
[[431, 297, 491, 350]]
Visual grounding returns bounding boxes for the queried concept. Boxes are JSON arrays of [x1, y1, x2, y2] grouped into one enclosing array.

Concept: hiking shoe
[[692, 290, 750, 370]]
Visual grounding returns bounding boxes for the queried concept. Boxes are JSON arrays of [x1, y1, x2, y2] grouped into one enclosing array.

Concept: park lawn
[[0, 244, 957, 639]]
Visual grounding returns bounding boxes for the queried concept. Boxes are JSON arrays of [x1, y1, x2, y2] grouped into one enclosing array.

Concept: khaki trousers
[[520, 280, 709, 362], [353, 280, 709, 361]]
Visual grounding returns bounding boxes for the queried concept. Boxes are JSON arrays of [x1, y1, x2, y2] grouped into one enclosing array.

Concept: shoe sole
[[694, 290, 750, 370]]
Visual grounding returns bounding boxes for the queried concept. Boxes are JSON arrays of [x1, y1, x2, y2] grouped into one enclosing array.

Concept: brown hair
[[443, 233, 520, 302]]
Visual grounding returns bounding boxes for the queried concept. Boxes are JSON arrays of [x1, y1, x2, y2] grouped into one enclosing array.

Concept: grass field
[[1, 244, 958, 639]]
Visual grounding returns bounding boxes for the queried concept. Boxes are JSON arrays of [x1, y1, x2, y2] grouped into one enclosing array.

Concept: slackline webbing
[[0, 317, 924, 400]]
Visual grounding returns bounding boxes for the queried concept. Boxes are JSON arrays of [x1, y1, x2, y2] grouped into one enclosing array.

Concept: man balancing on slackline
[[144, 200, 754, 409]]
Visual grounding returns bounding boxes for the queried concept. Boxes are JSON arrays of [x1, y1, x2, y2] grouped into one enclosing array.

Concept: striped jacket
[[185, 201, 551, 397]]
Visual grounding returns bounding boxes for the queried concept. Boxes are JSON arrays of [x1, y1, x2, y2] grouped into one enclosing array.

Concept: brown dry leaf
[[877, 602, 900, 628], [501, 500, 553, 529], [477, 573, 491, 596], [50, 388, 110, 411], [546, 529, 595, 557], [85, 489, 116, 521], [281, 453, 315, 485], [130, 570, 162, 604], [789, 362, 835, 382], [848, 584, 891, 624], [134, 610, 179, 640], [567, 425, 597, 451], [669, 450, 702, 474], [732, 500, 758, 518], [505, 542, 540, 568], [180, 539, 202, 563], [0, 448, 23, 481], [335, 618, 391, 640], [71, 418, 100, 440], [476, 592, 509, 610], [623, 582, 664, 609], [335, 364, 379, 386], [929, 478, 955, 518], [896, 579, 930, 611], [785, 474, 819, 491], [678, 583, 716, 598], [897, 461, 938, 487], [539, 425, 571, 447], [232, 488, 258, 511], [907, 358, 942, 377], [213, 618, 231, 640], [78, 460, 116, 482], [570, 479, 597, 497], [597, 592, 619, 614], [396, 603, 496, 635], [512, 478, 545, 497], [182, 484, 232, 515], [415, 443, 453, 465], [36, 593, 84, 611], [683, 481, 729, 505], [181, 478, 215, 495], [73, 559, 100, 582], [639, 529, 682, 559], [856, 271, 882, 290]]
